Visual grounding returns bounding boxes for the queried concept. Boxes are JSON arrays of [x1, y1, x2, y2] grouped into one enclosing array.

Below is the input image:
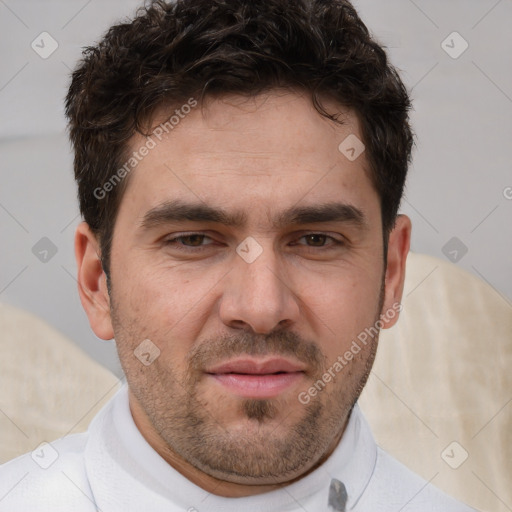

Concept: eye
[[294, 233, 345, 248], [164, 233, 214, 249], [162, 232, 345, 253]]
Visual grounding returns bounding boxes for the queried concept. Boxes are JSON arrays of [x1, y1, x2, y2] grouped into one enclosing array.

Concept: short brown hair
[[65, 0, 413, 275]]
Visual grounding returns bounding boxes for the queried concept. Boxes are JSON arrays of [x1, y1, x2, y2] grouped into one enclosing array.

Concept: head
[[68, 0, 412, 496]]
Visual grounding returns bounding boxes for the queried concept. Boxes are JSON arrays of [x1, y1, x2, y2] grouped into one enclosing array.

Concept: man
[[0, 0, 477, 510]]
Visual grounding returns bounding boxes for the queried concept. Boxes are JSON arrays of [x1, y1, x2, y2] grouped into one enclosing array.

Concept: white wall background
[[1, 0, 511, 382]]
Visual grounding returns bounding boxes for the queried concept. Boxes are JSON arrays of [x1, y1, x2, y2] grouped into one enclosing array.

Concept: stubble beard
[[110, 280, 383, 484]]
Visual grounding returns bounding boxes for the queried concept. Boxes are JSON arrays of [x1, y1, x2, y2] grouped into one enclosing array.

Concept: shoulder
[[358, 446, 478, 511], [0, 433, 97, 512]]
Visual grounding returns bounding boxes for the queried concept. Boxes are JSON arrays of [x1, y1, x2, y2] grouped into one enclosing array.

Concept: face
[[76, 91, 410, 495]]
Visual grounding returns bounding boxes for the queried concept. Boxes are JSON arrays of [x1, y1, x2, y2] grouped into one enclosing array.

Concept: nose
[[218, 241, 301, 334]]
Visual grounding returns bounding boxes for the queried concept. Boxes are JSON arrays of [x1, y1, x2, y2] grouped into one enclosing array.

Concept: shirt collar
[[85, 384, 377, 511]]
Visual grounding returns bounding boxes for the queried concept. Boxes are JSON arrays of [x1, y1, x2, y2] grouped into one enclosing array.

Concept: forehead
[[118, 92, 378, 226]]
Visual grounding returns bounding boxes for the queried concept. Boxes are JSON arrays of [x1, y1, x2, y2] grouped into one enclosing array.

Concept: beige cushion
[[0, 302, 121, 464], [360, 252, 512, 512]]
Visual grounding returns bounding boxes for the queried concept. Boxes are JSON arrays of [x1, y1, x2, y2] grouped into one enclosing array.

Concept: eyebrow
[[140, 199, 368, 231]]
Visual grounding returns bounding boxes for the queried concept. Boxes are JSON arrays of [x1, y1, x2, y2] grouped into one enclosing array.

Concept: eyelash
[[163, 232, 346, 251]]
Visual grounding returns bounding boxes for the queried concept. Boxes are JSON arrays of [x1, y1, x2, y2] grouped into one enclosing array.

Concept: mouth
[[205, 357, 306, 399]]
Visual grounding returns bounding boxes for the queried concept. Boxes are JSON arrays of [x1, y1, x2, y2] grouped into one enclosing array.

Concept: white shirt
[[0, 385, 477, 511]]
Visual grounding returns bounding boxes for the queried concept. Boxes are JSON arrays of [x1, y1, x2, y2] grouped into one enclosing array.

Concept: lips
[[205, 357, 306, 399], [206, 357, 306, 375]]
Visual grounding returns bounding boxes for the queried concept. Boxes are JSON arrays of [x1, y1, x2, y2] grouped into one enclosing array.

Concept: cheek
[[300, 266, 382, 363], [114, 261, 224, 354]]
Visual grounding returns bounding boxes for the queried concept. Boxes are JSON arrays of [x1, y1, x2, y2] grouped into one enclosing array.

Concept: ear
[[380, 214, 411, 329], [74, 222, 114, 340]]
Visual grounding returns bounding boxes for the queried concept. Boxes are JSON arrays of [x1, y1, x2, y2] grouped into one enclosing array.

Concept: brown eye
[[179, 234, 207, 246], [294, 233, 344, 248], [164, 233, 214, 250], [304, 234, 328, 246]]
